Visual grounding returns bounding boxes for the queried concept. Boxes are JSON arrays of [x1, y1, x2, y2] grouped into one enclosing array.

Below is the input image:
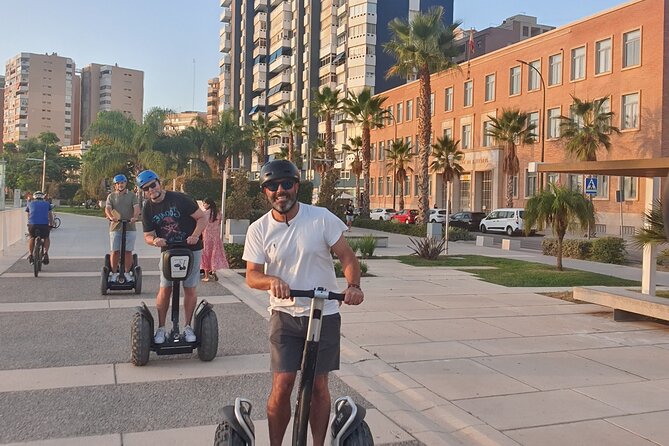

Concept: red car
[[391, 209, 418, 224]]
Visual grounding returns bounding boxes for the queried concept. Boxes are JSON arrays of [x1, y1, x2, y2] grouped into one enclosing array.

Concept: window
[[414, 175, 419, 196], [378, 141, 384, 161], [461, 124, 471, 149], [621, 93, 639, 129], [482, 121, 493, 147], [378, 177, 383, 196], [594, 175, 609, 198], [595, 38, 612, 74], [621, 176, 638, 200], [443, 127, 452, 139], [623, 29, 641, 68], [528, 60, 541, 91], [528, 111, 539, 138], [571, 46, 586, 81], [548, 53, 562, 86], [430, 93, 435, 115], [370, 143, 376, 161], [459, 175, 471, 210], [463, 80, 473, 107], [547, 108, 561, 138], [526, 171, 537, 197], [404, 176, 410, 195], [484, 74, 495, 102], [512, 175, 519, 198], [568, 174, 583, 192], [509, 66, 521, 95], [547, 173, 559, 185], [386, 176, 391, 195], [406, 99, 413, 121], [370, 177, 375, 195], [396, 103, 403, 123], [444, 87, 453, 111]]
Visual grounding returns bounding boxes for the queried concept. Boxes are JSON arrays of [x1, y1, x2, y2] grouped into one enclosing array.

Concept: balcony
[[270, 0, 283, 8], [220, 0, 231, 6], [252, 61, 266, 77], [253, 77, 266, 92], [252, 43, 267, 59], [268, 71, 291, 89], [253, 12, 266, 29], [219, 7, 231, 22], [219, 36, 231, 52], [254, 0, 267, 12], [252, 94, 267, 108]]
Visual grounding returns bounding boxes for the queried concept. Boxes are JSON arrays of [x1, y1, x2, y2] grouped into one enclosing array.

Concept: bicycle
[[51, 214, 61, 229], [32, 229, 45, 277]]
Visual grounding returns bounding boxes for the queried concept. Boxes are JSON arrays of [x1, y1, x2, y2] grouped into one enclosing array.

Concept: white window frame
[[528, 60, 541, 91], [525, 170, 537, 198], [509, 66, 521, 96], [484, 73, 495, 102], [621, 92, 639, 130], [595, 37, 612, 75], [461, 124, 471, 149], [444, 87, 453, 112], [548, 53, 562, 86], [482, 120, 493, 147], [463, 80, 473, 107], [570, 46, 586, 81], [623, 28, 641, 68], [621, 176, 638, 201], [547, 107, 561, 139]]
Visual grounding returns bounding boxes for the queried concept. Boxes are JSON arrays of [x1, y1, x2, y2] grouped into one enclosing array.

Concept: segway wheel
[[131, 312, 152, 366], [132, 254, 138, 269], [197, 310, 219, 361], [134, 266, 142, 294], [342, 421, 374, 446], [213, 422, 247, 446], [101, 267, 109, 295]]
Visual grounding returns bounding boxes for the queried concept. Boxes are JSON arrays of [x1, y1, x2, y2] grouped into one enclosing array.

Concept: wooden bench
[[501, 239, 521, 250], [573, 286, 669, 322], [344, 235, 388, 248], [476, 235, 494, 247]]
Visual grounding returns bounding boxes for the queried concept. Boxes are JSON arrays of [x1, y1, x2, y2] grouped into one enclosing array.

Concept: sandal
[[211, 271, 218, 281], [202, 274, 210, 282]]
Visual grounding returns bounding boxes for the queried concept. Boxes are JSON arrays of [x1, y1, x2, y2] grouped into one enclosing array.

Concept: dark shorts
[[269, 311, 341, 374], [28, 224, 51, 238]]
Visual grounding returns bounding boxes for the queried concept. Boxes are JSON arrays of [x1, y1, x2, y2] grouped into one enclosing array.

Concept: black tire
[[342, 420, 374, 446], [131, 312, 152, 366], [104, 254, 112, 270], [51, 217, 61, 229], [101, 266, 109, 295], [33, 239, 42, 277], [506, 226, 514, 236], [132, 253, 139, 269], [480, 225, 487, 233], [197, 310, 219, 361], [134, 266, 142, 294], [213, 422, 247, 446]]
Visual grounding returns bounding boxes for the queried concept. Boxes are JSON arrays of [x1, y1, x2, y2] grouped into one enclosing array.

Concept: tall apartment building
[[2, 53, 79, 146], [207, 77, 221, 125], [80, 63, 144, 137], [368, 0, 663, 234], [164, 111, 207, 134], [219, 0, 453, 173], [0, 75, 4, 150]]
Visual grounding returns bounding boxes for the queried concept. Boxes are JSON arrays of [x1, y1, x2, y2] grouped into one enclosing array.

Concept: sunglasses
[[264, 179, 297, 192], [141, 181, 159, 192]]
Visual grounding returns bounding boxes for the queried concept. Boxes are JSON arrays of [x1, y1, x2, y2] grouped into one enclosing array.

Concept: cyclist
[[138, 169, 207, 344], [25, 191, 54, 265], [242, 160, 364, 446], [104, 174, 140, 282]]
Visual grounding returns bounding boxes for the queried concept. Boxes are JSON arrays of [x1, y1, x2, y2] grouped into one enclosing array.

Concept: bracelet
[[347, 283, 361, 289]]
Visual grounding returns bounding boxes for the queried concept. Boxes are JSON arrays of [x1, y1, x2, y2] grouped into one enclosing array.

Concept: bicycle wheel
[[52, 217, 61, 229], [33, 238, 42, 277]]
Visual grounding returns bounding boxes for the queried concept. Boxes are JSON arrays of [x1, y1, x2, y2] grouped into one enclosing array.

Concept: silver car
[[369, 208, 397, 221]]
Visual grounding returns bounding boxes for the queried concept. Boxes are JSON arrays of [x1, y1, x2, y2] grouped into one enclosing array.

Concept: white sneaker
[[154, 327, 166, 344], [110, 272, 119, 282], [183, 325, 196, 342], [124, 272, 133, 282]]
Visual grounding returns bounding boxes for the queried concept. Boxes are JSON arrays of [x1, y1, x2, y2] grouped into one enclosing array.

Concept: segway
[[130, 244, 218, 366], [101, 220, 142, 295], [214, 287, 373, 446]]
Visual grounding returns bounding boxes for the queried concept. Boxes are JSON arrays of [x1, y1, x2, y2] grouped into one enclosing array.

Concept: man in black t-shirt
[[138, 170, 207, 345]]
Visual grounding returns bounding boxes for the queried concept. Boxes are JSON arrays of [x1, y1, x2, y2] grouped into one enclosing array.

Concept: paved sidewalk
[[2, 215, 669, 445]]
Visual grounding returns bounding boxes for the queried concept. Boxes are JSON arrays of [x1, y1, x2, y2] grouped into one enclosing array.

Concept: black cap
[[259, 160, 300, 188]]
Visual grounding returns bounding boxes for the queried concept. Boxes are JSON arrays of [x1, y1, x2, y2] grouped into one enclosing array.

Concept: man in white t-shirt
[[243, 160, 364, 446]]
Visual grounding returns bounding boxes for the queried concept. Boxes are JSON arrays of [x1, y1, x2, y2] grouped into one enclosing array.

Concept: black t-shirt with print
[[142, 191, 203, 251]]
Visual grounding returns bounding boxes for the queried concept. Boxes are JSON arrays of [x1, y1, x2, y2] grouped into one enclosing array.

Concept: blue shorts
[[159, 249, 202, 288], [109, 230, 137, 251]]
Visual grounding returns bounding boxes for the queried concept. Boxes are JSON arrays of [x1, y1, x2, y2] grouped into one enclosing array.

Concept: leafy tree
[[342, 88, 389, 218], [559, 96, 620, 161], [311, 87, 343, 210], [485, 109, 536, 207], [342, 136, 363, 206], [430, 135, 464, 210], [247, 113, 278, 166], [385, 139, 415, 211], [206, 110, 253, 173], [632, 199, 666, 248], [524, 182, 595, 271], [276, 110, 306, 163], [384, 5, 460, 223], [225, 169, 252, 220]]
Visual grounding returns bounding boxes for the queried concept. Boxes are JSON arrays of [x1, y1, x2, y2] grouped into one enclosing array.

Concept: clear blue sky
[[1, 0, 625, 115]]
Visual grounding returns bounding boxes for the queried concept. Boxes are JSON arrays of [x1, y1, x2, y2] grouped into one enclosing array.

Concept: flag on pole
[[466, 29, 475, 79]]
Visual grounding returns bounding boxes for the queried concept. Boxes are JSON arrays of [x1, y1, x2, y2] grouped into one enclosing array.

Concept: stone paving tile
[[485, 292, 569, 307], [397, 306, 521, 320], [574, 380, 669, 413], [412, 430, 467, 446], [590, 328, 669, 346], [481, 313, 648, 337], [506, 303, 608, 316], [342, 321, 431, 346], [422, 402, 487, 433], [451, 425, 521, 446], [338, 310, 407, 323], [463, 333, 621, 356], [2, 434, 123, 445], [384, 409, 449, 435], [455, 389, 625, 430], [343, 295, 441, 313], [367, 340, 487, 364], [410, 294, 504, 309], [396, 358, 536, 400], [474, 351, 642, 391], [607, 411, 669, 446], [505, 419, 657, 446], [571, 345, 669, 380], [398, 318, 520, 342]]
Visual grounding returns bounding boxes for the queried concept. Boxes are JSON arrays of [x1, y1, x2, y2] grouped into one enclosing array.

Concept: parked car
[[449, 211, 487, 231], [428, 208, 449, 223], [391, 209, 418, 224], [369, 208, 397, 221], [479, 208, 531, 236]]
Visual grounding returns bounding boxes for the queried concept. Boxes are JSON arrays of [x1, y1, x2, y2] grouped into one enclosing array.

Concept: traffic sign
[[585, 176, 598, 195]]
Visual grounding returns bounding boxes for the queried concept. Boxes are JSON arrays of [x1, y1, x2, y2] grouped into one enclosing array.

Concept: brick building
[[368, 0, 660, 233]]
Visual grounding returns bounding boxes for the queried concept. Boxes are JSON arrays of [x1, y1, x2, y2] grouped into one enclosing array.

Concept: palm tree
[[312, 87, 344, 210], [276, 110, 306, 163], [247, 113, 278, 166], [430, 135, 464, 210], [341, 88, 389, 218], [524, 182, 595, 271], [342, 136, 363, 207], [384, 6, 460, 224], [385, 139, 415, 211], [207, 110, 253, 173], [633, 199, 666, 248], [485, 109, 536, 207], [559, 96, 620, 161]]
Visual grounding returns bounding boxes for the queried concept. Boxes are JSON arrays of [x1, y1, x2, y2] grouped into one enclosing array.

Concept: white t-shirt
[[243, 203, 348, 316]]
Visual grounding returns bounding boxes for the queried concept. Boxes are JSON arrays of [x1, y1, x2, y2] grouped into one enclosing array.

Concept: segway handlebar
[[290, 287, 345, 301]]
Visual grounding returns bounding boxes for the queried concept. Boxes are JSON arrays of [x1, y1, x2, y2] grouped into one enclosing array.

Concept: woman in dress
[[200, 197, 229, 281]]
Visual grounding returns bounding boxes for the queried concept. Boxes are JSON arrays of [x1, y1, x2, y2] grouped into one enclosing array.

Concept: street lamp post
[[517, 59, 546, 192], [387, 110, 399, 210], [25, 149, 47, 192], [444, 153, 454, 255]]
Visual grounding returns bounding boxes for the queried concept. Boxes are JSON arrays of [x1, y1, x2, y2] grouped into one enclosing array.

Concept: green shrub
[[224, 243, 245, 269], [408, 237, 445, 260], [353, 218, 427, 237], [183, 178, 222, 201], [542, 238, 590, 259], [347, 239, 360, 255], [590, 237, 626, 264], [657, 248, 669, 265], [334, 260, 368, 277], [448, 227, 476, 241], [357, 235, 377, 258]]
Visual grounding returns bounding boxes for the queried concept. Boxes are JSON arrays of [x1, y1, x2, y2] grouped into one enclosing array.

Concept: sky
[[0, 0, 627, 115]]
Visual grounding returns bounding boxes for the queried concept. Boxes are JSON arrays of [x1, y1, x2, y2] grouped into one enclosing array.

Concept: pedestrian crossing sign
[[585, 177, 598, 195]]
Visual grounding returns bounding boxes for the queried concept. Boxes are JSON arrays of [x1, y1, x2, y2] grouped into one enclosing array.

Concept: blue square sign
[[585, 177, 598, 195]]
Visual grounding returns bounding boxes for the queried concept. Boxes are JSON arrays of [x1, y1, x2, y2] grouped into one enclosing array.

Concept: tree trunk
[[556, 235, 564, 271], [416, 65, 432, 224], [288, 132, 294, 162], [361, 124, 371, 218], [318, 112, 339, 210], [398, 171, 405, 211], [507, 175, 515, 207]]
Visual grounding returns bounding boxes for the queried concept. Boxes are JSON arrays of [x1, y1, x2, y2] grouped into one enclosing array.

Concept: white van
[[479, 208, 530, 236]]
